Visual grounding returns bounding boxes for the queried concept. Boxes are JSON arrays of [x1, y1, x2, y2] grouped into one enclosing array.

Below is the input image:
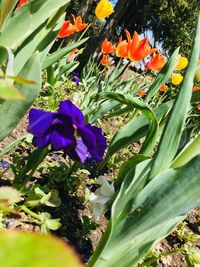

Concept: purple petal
[[33, 135, 50, 148], [58, 100, 84, 126], [78, 125, 96, 149], [50, 130, 74, 151], [28, 108, 55, 137], [85, 124, 107, 162], [50, 117, 75, 150], [67, 139, 88, 163]]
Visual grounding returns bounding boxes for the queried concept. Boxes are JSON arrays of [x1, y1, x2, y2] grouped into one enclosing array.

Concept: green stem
[[78, 23, 92, 41], [20, 205, 41, 221], [67, 161, 80, 177], [140, 248, 185, 266], [28, 147, 49, 179], [14, 147, 49, 187]]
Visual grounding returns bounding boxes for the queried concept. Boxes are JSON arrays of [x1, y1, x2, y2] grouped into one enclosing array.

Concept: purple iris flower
[[0, 160, 10, 169], [28, 100, 107, 163], [71, 71, 80, 87]]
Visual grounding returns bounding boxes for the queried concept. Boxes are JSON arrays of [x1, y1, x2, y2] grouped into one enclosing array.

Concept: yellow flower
[[198, 59, 200, 64], [95, 0, 114, 20], [176, 56, 188, 71], [171, 74, 183, 85]]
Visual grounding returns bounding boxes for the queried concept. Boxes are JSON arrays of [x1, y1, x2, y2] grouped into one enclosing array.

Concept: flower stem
[[20, 205, 41, 221]]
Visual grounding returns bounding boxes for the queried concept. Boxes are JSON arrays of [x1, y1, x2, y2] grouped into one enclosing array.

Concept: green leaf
[[57, 61, 80, 79], [107, 101, 172, 157], [0, 52, 41, 141], [0, 231, 83, 267], [0, 186, 21, 205], [0, 135, 26, 158], [7, 75, 36, 85], [0, 0, 70, 50], [171, 133, 200, 168], [102, 92, 159, 156], [88, 155, 200, 267], [0, 79, 24, 100], [13, 12, 65, 74], [149, 13, 200, 179], [0, 0, 18, 30], [42, 38, 88, 70]]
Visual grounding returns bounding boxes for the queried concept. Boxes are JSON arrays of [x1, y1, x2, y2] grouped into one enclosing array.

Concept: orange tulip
[[196, 104, 200, 110], [160, 85, 169, 92], [126, 30, 157, 61], [71, 14, 88, 32], [58, 21, 77, 38], [69, 48, 79, 56], [101, 55, 111, 66], [16, 0, 28, 9], [116, 36, 129, 58], [101, 38, 116, 54], [145, 53, 166, 71], [193, 85, 199, 92], [137, 90, 146, 97], [116, 30, 157, 61]]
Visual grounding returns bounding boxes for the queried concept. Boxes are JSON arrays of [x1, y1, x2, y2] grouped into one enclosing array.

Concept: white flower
[[90, 176, 115, 221]]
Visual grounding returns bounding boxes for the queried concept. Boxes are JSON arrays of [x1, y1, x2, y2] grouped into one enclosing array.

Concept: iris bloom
[[171, 74, 183, 85], [101, 55, 111, 66], [28, 100, 107, 163], [101, 38, 116, 54], [116, 30, 157, 61], [71, 71, 80, 87], [71, 14, 88, 32], [145, 53, 166, 71], [58, 21, 76, 38], [176, 56, 188, 71], [16, 0, 28, 9], [95, 0, 114, 20]]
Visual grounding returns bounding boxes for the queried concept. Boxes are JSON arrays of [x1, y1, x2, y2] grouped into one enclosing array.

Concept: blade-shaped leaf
[[149, 13, 200, 179], [0, 52, 41, 141], [0, 0, 70, 50], [42, 37, 88, 70], [107, 101, 172, 157], [171, 133, 200, 168], [0, 231, 83, 267], [89, 155, 200, 267], [102, 92, 159, 156], [0, 0, 18, 30], [0, 79, 24, 100]]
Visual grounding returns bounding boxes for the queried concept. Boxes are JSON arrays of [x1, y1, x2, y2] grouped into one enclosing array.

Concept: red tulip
[[58, 21, 77, 38], [16, 0, 28, 9], [71, 14, 88, 32], [101, 38, 116, 54], [145, 53, 166, 71], [101, 55, 111, 66]]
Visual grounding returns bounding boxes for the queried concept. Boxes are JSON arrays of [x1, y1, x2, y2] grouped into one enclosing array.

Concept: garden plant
[[0, 0, 200, 267]]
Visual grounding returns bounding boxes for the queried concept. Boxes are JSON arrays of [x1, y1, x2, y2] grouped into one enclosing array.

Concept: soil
[[0, 117, 200, 266]]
